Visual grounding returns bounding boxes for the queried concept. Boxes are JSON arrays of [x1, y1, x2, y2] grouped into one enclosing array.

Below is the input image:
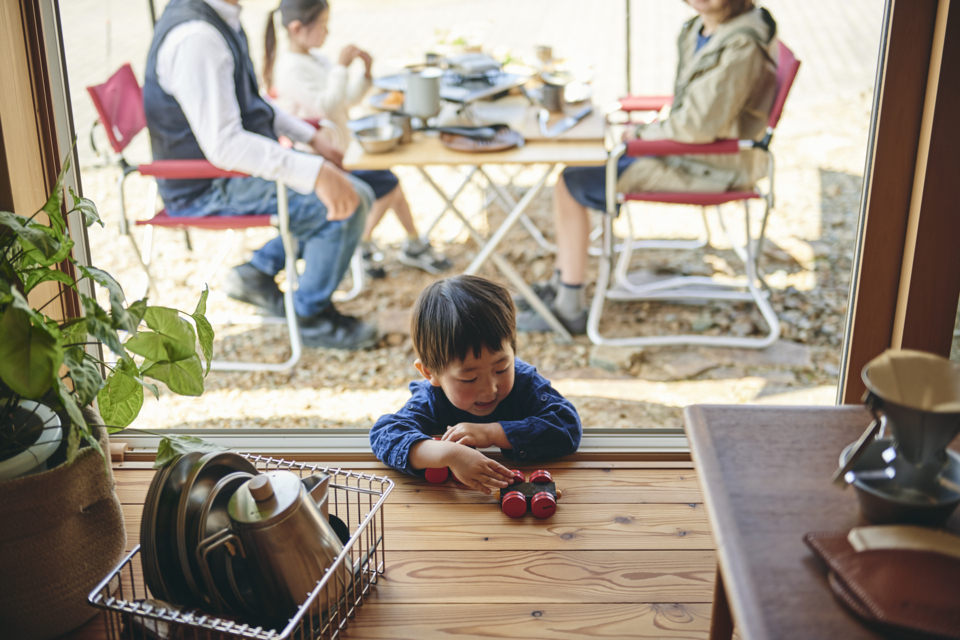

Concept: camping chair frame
[[587, 42, 800, 349]]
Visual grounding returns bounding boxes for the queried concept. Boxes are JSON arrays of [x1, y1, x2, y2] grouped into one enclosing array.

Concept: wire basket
[[88, 454, 394, 640]]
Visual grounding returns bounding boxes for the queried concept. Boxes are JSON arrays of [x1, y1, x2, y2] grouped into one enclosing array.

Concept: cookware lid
[[228, 470, 303, 526]]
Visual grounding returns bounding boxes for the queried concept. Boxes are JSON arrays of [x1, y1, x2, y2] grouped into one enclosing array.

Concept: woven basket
[[0, 407, 126, 639]]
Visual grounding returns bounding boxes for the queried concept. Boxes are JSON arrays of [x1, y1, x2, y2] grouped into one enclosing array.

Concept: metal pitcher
[[197, 470, 352, 625]]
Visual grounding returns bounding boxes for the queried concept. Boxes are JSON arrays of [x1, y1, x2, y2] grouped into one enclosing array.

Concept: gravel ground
[[77, 83, 872, 433]]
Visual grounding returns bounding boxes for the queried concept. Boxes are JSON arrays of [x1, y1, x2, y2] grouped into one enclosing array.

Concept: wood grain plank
[[344, 603, 711, 639], [386, 468, 703, 504], [386, 503, 713, 551], [116, 468, 703, 506], [374, 550, 716, 603], [123, 502, 713, 553]]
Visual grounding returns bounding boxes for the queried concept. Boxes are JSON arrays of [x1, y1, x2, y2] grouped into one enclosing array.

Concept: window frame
[[7, 0, 959, 457]]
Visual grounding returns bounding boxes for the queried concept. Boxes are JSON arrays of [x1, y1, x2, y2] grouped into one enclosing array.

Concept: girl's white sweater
[[274, 50, 372, 151]]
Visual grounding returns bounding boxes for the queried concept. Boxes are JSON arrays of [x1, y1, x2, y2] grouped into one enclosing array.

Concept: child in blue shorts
[[369, 275, 582, 494]]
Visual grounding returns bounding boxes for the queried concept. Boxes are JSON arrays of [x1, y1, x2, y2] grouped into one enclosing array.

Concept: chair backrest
[[767, 42, 800, 130], [86, 63, 146, 155]]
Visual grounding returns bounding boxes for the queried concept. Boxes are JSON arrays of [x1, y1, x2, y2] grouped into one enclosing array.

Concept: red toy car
[[500, 469, 561, 519]]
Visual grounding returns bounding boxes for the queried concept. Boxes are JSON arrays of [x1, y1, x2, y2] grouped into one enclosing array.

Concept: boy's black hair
[[411, 275, 517, 374]]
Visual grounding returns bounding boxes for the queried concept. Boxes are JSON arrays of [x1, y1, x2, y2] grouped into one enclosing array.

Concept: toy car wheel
[[531, 491, 557, 519], [425, 467, 449, 483], [501, 490, 528, 518], [510, 469, 526, 485], [529, 469, 552, 484]]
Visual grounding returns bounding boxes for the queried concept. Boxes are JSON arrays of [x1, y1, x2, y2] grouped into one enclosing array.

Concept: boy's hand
[[448, 447, 515, 495], [442, 422, 509, 449]]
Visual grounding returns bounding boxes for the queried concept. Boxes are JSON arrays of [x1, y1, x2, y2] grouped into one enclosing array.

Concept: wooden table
[[683, 404, 960, 640], [69, 457, 718, 639], [344, 131, 607, 341]]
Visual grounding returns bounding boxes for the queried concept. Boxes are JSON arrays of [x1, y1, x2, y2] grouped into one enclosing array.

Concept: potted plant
[[0, 156, 216, 639]]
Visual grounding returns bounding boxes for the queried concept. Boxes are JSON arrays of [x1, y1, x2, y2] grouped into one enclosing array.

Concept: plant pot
[[0, 407, 127, 639], [0, 399, 63, 481]]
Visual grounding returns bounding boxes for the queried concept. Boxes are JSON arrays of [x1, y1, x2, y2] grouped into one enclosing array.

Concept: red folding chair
[[86, 63, 359, 371], [587, 42, 800, 349]]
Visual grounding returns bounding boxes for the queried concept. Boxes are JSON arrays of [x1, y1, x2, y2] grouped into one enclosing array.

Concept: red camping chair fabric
[[587, 42, 801, 349]]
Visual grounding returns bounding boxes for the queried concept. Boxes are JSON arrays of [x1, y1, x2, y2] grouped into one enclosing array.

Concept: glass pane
[[57, 0, 885, 436]]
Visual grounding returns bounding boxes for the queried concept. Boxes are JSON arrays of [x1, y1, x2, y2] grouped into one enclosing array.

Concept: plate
[[439, 126, 523, 152], [176, 452, 258, 606], [369, 91, 404, 112], [140, 463, 172, 601], [144, 452, 203, 605]]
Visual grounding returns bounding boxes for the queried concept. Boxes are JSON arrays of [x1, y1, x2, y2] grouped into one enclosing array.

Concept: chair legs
[[587, 200, 781, 349], [210, 181, 302, 372]]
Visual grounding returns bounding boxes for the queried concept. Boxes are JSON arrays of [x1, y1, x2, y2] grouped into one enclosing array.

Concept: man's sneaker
[[516, 305, 587, 335], [298, 304, 379, 350], [222, 263, 284, 317], [398, 238, 452, 275], [513, 281, 558, 312], [361, 241, 386, 280]]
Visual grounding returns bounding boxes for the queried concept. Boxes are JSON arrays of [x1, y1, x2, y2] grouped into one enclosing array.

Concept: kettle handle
[[301, 473, 331, 519], [195, 527, 243, 616]]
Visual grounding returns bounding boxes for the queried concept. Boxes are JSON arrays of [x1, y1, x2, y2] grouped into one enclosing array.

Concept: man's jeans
[[171, 175, 374, 317]]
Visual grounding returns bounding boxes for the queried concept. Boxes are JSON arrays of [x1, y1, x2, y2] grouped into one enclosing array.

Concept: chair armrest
[[618, 95, 673, 112], [137, 160, 249, 179], [625, 139, 741, 157]]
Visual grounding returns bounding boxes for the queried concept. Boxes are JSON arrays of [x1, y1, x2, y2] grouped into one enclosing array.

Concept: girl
[[264, 0, 451, 279], [516, 0, 779, 334]]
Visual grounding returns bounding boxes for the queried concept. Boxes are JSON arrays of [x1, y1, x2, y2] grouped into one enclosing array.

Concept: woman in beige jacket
[[518, 0, 778, 334]]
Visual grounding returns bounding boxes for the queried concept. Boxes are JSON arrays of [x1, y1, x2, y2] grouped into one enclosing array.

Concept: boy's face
[[416, 343, 516, 417]]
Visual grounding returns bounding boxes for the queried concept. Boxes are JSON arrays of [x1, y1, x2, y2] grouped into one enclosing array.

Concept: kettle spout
[[301, 473, 331, 519]]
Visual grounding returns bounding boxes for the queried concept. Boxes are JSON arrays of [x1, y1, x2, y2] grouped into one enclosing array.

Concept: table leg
[[709, 566, 734, 640], [490, 254, 573, 342], [478, 166, 557, 254], [418, 166, 480, 241], [464, 165, 553, 275]]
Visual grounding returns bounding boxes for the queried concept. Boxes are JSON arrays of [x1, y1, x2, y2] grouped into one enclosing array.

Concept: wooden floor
[[69, 459, 717, 639]]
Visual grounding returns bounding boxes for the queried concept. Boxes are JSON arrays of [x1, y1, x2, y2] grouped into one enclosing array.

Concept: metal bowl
[[354, 125, 403, 154], [840, 437, 960, 527]]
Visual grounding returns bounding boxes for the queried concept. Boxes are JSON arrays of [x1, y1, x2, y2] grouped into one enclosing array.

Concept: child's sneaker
[[399, 238, 453, 275], [361, 241, 386, 280]]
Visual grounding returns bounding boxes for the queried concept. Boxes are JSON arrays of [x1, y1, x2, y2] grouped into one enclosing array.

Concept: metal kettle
[[198, 470, 351, 625]]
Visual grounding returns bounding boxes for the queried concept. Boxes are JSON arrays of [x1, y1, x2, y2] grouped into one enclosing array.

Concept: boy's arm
[[498, 380, 582, 463], [409, 439, 514, 495], [369, 383, 442, 474]]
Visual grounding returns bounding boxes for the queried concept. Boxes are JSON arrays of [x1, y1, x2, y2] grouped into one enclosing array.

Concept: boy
[[370, 275, 582, 494]]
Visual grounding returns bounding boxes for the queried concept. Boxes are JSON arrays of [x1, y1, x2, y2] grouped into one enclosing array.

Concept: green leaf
[[97, 357, 144, 430], [127, 299, 148, 328], [0, 211, 62, 260], [22, 266, 77, 294], [79, 265, 136, 333], [68, 187, 103, 228], [19, 233, 74, 268], [126, 307, 197, 363], [63, 346, 105, 407], [41, 154, 70, 235], [7, 289, 61, 341], [81, 294, 125, 356], [154, 434, 225, 469], [54, 376, 97, 466], [191, 287, 214, 376], [144, 307, 198, 359], [0, 306, 63, 398], [141, 355, 204, 396]]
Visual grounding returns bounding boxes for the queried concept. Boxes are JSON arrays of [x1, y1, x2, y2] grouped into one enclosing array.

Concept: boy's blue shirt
[[370, 358, 582, 475]]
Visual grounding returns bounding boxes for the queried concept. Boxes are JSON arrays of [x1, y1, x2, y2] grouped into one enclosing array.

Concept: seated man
[[144, 0, 377, 349], [516, 0, 778, 335]]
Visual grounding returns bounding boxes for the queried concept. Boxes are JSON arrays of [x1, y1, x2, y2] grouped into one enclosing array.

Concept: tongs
[[419, 124, 508, 140]]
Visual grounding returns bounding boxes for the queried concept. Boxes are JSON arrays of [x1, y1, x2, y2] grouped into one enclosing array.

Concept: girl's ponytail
[[263, 7, 279, 90]]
